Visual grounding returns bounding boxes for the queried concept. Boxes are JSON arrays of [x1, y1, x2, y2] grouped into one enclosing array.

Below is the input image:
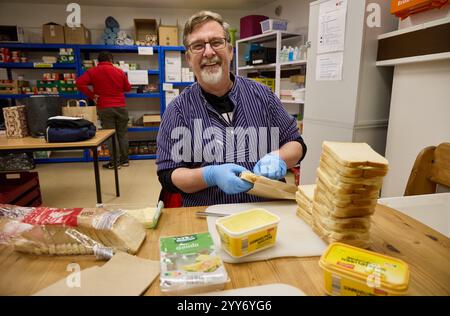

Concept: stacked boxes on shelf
[[181, 67, 194, 82], [0, 79, 30, 94], [58, 48, 75, 63], [89, 144, 110, 158], [0, 48, 28, 63], [129, 141, 157, 155], [250, 77, 275, 92], [134, 19, 158, 46], [36, 73, 77, 94]]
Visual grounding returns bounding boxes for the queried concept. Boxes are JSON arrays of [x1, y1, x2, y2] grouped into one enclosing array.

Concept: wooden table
[[0, 203, 449, 296], [0, 129, 119, 204]]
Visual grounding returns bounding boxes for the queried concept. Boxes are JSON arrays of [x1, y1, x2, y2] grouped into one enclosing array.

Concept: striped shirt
[[156, 75, 304, 207]]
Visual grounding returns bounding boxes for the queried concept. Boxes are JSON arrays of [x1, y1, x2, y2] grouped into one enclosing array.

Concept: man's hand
[[202, 164, 253, 194], [93, 95, 99, 104], [253, 153, 287, 180]]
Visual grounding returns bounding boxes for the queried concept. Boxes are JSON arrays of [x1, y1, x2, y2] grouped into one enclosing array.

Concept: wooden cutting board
[[206, 201, 327, 263]]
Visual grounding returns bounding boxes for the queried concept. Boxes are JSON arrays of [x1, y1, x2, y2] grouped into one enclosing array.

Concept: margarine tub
[[319, 242, 410, 296], [215, 208, 280, 258]]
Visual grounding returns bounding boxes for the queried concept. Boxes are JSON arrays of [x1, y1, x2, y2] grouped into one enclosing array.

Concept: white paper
[[165, 89, 179, 107], [316, 52, 344, 81], [138, 47, 154, 55], [127, 70, 148, 85], [162, 83, 173, 91], [318, 0, 348, 54]]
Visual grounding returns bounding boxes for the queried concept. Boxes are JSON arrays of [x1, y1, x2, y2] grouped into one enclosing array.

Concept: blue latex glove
[[203, 164, 253, 195], [253, 153, 287, 180]]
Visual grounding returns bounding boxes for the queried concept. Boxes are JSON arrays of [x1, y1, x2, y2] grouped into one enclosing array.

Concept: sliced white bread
[[318, 165, 385, 186], [320, 152, 389, 178], [322, 141, 389, 169], [315, 185, 378, 208], [313, 204, 371, 232], [296, 206, 312, 226], [317, 168, 382, 194], [312, 217, 371, 248], [313, 191, 376, 218]]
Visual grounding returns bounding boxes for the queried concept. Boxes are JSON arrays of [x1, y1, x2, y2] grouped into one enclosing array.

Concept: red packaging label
[[22, 207, 83, 227]]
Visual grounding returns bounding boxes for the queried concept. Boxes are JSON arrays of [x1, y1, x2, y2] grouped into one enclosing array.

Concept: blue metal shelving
[[169, 82, 195, 86], [125, 92, 160, 98], [128, 127, 159, 132], [0, 93, 80, 99], [0, 62, 77, 69], [0, 43, 189, 163]]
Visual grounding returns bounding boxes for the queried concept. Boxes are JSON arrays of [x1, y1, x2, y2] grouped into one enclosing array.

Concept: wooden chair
[[404, 142, 450, 196]]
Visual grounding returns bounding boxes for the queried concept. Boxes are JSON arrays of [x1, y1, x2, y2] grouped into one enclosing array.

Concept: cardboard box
[[158, 25, 178, 46], [142, 114, 161, 127], [64, 24, 91, 44], [134, 19, 158, 43], [43, 23, 65, 44], [290, 75, 306, 84]]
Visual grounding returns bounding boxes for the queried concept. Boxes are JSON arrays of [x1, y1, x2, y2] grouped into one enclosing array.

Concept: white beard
[[200, 64, 223, 85]]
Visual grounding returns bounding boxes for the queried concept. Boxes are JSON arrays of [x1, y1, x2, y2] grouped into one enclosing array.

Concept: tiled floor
[[34, 160, 297, 208], [35, 160, 161, 208]]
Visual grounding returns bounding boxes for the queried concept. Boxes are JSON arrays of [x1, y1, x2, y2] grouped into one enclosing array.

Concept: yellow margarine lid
[[319, 242, 410, 291], [217, 208, 280, 236]]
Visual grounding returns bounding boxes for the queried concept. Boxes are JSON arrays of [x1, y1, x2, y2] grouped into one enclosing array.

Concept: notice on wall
[[317, 0, 348, 54], [127, 70, 148, 85], [316, 52, 344, 81], [138, 47, 154, 55]]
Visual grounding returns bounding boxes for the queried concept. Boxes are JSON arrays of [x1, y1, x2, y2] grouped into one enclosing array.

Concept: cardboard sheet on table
[[206, 201, 327, 263], [33, 252, 160, 296], [193, 283, 306, 296]]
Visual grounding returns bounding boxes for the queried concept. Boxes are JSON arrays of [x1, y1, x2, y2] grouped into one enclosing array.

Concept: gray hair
[[183, 11, 231, 48]]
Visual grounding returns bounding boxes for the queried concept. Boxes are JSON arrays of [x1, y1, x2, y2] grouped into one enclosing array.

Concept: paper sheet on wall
[[165, 89, 179, 107], [127, 70, 148, 85], [138, 47, 154, 55], [318, 0, 348, 54], [316, 52, 344, 81]]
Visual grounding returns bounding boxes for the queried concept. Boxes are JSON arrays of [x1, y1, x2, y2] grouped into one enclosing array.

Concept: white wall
[[0, 2, 252, 44], [381, 7, 450, 197], [382, 60, 450, 197]]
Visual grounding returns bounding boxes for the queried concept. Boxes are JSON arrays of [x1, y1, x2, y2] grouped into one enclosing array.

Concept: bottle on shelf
[[288, 46, 294, 62], [294, 47, 299, 61], [300, 44, 308, 61], [280, 45, 287, 63]]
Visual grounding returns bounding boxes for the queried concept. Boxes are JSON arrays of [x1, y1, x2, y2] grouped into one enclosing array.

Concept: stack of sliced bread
[[312, 141, 389, 248], [295, 184, 316, 226]]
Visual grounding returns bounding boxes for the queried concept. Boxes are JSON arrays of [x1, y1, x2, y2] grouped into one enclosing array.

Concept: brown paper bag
[[241, 171, 297, 200], [33, 252, 160, 296], [2, 105, 29, 138], [62, 99, 98, 126]]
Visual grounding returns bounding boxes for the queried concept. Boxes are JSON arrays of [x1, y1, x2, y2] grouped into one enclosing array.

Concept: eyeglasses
[[187, 37, 228, 54]]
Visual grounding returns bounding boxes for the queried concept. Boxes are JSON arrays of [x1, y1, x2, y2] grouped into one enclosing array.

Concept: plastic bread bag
[[159, 232, 229, 295], [99, 201, 163, 229], [0, 204, 147, 260]]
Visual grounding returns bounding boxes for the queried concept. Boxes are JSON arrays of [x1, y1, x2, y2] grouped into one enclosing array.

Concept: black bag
[[45, 117, 96, 143]]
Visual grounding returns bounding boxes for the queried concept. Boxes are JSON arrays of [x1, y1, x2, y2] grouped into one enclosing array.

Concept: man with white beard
[[157, 11, 307, 207]]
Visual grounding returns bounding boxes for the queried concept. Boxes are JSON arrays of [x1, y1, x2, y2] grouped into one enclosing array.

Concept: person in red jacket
[[76, 51, 132, 169]]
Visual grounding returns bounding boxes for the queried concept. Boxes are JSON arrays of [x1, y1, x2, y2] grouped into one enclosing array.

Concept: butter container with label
[[319, 242, 410, 296], [215, 208, 280, 258]]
